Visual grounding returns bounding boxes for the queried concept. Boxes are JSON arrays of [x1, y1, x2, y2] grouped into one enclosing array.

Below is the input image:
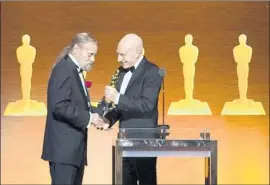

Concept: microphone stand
[[159, 68, 169, 139], [162, 74, 165, 127]]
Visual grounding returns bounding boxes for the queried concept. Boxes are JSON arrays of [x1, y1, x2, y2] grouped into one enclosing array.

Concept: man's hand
[[90, 113, 103, 127], [95, 116, 111, 130], [104, 86, 118, 104]]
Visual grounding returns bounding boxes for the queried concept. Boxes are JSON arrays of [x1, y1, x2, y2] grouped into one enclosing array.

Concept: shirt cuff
[[87, 112, 92, 128], [115, 93, 120, 105]]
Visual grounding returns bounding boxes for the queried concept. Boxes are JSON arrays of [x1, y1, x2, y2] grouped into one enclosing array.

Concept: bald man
[[99, 33, 162, 185]]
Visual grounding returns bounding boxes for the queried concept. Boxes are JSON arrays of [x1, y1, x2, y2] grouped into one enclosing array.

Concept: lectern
[[112, 126, 218, 185]]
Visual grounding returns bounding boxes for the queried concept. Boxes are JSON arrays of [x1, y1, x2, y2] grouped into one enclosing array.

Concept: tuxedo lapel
[[126, 57, 146, 91], [66, 55, 90, 107], [116, 71, 126, 92], [82, 77, 91, 105], [85, 87, 91, 110]]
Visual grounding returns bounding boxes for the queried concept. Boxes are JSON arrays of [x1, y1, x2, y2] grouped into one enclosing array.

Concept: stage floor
[[1, 115, 269, 184]]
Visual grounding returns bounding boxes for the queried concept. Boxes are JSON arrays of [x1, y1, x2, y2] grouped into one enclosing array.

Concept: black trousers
[[123, 157, 157, 185], [49, 161, 85, 185]]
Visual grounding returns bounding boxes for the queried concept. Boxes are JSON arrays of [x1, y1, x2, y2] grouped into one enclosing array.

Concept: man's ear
[[136, 48, 144, 56], [72, 44, 80, 54], [141, 48, 145, 55]]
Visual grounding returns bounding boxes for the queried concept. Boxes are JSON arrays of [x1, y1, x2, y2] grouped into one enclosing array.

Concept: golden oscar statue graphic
[[221, 34, 265, 115], [4, 34, 47, 116], [167, 34, 212, 115]]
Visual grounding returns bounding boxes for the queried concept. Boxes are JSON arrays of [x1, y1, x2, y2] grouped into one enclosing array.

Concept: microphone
[[159, 68, 166, 78]]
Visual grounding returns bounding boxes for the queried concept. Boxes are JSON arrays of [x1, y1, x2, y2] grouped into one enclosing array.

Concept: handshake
[[90, 113, 110, 130]]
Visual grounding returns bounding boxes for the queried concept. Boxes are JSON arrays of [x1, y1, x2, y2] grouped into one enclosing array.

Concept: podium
[[112, 127, 218, 185]]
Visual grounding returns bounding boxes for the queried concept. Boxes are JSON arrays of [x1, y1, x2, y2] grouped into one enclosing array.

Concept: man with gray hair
[[101, 33, 162, 185], [41, 32, 107, 185]]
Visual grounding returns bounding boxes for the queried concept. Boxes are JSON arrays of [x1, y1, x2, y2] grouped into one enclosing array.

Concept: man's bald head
[[117, 33, 144, 69], [118, 33, 143, 51]]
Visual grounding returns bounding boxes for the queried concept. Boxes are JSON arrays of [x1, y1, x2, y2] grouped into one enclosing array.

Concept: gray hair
[[55, 32, 97, 64]]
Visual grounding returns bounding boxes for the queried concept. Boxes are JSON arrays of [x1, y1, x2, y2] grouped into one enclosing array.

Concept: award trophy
[[98, 69, 120, 116]]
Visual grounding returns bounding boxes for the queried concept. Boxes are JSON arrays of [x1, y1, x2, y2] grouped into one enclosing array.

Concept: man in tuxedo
[[41, 33, 106, 185], [102, 33, 163, 185]]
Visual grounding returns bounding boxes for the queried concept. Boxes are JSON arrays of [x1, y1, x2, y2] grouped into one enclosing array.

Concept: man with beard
[[41, 32, 106, 185]]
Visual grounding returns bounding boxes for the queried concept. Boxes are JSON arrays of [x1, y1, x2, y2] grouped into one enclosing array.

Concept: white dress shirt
[[115, 55, 144, 104], [68, 53, 92, 127]]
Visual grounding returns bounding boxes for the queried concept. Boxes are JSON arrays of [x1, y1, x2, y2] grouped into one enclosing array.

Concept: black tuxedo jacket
[[103, 57, 163, 138], [41, 55, 96, 167]]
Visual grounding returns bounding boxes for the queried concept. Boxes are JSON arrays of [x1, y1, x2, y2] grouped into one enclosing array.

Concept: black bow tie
[[120, 66, 135, 73], [78, 67, 83, 73]]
